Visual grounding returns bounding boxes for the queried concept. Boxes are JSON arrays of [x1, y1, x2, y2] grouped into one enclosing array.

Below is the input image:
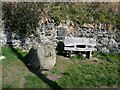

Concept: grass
[[92, 51, 119, 63], [1, 46, 119, 88], [24, 75, 50, 88]]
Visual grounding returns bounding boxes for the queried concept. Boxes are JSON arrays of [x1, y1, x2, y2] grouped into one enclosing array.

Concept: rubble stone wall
[[1, 20, 120, 53]]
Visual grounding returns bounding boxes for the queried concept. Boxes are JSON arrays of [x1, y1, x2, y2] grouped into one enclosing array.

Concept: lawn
[[1, 46, 119, 89]]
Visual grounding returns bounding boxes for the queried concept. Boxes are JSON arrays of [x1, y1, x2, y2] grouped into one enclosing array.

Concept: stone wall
[[77, 29, 120, 53], [1, 19, 120, 53]]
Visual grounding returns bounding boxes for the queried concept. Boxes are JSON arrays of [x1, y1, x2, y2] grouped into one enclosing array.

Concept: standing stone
[[28, 43, 56, 70]]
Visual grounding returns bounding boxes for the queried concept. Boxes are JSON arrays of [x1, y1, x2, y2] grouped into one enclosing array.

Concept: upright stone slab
[[28, 43, 56, 70]]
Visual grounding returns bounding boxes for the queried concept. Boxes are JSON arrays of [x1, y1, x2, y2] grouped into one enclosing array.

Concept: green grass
[[57, 63, 118, 87], [93, 51, 119, 63], [2, 46, 119, 88], [24, 75, 50, 88], [71, 54, 86, 62]]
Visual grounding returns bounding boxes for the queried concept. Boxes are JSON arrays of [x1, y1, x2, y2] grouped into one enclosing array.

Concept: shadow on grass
[[9, 45, 63, 90], [96, 51, 112, 63], [100, 53, 112, 62]]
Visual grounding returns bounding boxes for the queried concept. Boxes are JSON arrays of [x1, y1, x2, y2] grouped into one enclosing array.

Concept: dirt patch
[[56, 56, 73, 71], [3, 66, 19, 84], [2, 59, 28, 87], [19, 77, 25, 88], [47, 74, 62, 81], [78, 57, 102, 65], [56, 56, 71, 61]]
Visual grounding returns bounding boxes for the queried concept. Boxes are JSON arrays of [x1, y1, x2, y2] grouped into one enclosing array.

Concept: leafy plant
[[2, 2, 42, 37]]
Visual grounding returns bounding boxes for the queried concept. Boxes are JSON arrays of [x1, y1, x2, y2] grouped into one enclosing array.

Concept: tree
[[2, 2, 43, 37]]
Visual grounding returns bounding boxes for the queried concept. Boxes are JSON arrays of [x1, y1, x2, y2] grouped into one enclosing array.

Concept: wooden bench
[[64, 37, 97, 59]]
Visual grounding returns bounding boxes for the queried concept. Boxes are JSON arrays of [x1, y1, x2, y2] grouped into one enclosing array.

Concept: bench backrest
[[64, 37, 96, 47]]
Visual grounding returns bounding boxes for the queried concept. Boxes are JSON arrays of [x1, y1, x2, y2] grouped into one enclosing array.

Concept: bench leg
[[68, 51, 71, 58], [64, 51, 67, 57], [86, 51, 92, 59], [90, 51, 92, 59], [77, 51, 81, 59]]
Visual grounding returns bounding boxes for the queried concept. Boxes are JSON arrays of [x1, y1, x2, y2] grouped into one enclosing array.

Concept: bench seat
[[64, 47, 97, 51]]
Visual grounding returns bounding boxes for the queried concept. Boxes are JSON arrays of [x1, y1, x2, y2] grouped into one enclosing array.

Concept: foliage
[[49, 2, 118, 27], [2, 2, 119, 37], [2, 2, 43, 37], [2, 3, 118, 56]]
